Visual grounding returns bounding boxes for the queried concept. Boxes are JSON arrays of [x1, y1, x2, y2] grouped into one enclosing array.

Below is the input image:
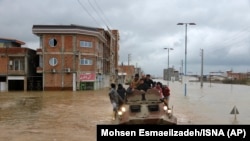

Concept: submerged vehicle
[[114, 88, 177, 125]]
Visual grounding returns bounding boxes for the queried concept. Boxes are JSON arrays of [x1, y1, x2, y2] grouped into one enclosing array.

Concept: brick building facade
[[0, 38, 40, 91], [32, 24, 119, 91]]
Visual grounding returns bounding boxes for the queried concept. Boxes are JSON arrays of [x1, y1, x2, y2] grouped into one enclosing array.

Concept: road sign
[[230, 105, 239, 114], [230, 105, 239, 120]]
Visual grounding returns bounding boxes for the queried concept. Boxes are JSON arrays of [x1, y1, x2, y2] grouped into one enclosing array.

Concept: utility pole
[[128, 54, 131, 66], [181, 59, 183, 84], [164, 48, 174, 86], [121, 62, 124, 84], [200, 49, 204, 88]]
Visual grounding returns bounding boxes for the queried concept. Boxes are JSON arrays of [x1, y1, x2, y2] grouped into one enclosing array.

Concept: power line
[[92, 0, 114, 28], [220, 26, 250, 47], [87, 0, 111, 29], [77, 0, 102, 28]]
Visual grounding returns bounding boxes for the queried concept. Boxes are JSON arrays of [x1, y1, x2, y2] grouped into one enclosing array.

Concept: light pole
[[164, 47, 174, 86], [177, 22, 196, 96], [200, 48, 204, 88]]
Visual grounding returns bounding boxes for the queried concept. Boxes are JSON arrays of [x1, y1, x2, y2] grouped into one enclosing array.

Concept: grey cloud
[[0, 0, 250, 76]]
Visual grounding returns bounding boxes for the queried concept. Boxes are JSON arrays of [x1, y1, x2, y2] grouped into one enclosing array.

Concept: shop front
[[79, 73, 96, 90]]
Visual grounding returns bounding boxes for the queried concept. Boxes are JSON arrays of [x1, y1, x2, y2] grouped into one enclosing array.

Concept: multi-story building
[[163, 68, 179, 81], [32, 24, 119, 91], [0, 38, 40, 91]]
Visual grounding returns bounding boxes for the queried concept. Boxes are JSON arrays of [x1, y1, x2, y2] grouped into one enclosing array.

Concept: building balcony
[[7, 70, 25, 75], [36, 67, 43, 73], [36, 48, 42, 55]]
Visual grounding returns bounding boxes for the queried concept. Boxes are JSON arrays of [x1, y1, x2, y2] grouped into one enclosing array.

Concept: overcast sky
[[1, 0, 250, 77]]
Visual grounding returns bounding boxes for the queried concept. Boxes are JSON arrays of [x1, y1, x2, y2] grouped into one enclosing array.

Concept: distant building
[[32, 24, 119, 91], [117, 65, 137, 84], [163, 68, 179, 81], [203, 71, 249, 82], [0, 38, 40, 91], [226, 70, 248, 80]]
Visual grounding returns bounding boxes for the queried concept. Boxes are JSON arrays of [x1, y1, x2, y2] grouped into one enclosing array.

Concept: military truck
[[113, 89, 177, 125]]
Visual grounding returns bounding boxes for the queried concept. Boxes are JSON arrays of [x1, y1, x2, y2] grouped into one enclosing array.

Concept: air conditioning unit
[[51, 68, 56, 73], [74, 51, 79, 56], [65, 68, 70, 73]]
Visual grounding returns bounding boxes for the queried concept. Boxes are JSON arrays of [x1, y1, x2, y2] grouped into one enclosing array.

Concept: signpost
[[230, 105, 239, 120]]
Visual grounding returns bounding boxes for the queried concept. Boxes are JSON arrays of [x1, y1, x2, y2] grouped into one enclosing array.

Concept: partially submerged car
[[113, 88, 177, 125]]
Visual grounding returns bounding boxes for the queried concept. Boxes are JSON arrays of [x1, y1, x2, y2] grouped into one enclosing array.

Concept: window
[[80, 41, 92, 48], [39, 55, 43, 67], [11, 58, 24, 71], [49, 38, 57, 47], [14, 60, 19, 70], [49, 58, 58, 66], [80, 58, 93, 65], [130, 105, 141, 112], [39, 37, 43, 48]]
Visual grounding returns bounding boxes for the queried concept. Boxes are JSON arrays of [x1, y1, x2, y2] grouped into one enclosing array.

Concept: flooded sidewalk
[[0, 80, 250, 141]]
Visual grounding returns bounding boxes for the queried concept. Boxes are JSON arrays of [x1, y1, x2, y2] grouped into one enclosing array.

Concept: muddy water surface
[[0, 89, 113, 141], [1, 79, 250, 141]]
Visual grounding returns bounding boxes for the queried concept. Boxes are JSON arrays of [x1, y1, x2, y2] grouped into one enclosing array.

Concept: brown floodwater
[[1, 79, 250, 141], [0, 89, 113, 141]]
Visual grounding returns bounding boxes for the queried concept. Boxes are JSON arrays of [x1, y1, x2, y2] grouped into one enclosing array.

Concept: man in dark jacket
[[144, 74, 154, 88], [137, 78, 150, 92], [117, 83, 127, 105], [136, 78, 150, 100]]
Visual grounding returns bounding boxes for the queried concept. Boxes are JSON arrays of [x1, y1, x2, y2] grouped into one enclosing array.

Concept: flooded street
[[167, 79, 250, 125], [1, 79, 250, 141], [0, 89, 113, 141]]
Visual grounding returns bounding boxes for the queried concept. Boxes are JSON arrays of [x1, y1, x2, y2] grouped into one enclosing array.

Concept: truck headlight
[[121, 106, 126, 112], [167, 109, 172, 114], [118, 111, 123, 116], [163, 105, 168, 111]]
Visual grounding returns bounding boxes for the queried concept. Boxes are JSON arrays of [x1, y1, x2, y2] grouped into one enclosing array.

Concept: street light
[[177, 22, 196, 96], [164, 47, 174, 86]]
